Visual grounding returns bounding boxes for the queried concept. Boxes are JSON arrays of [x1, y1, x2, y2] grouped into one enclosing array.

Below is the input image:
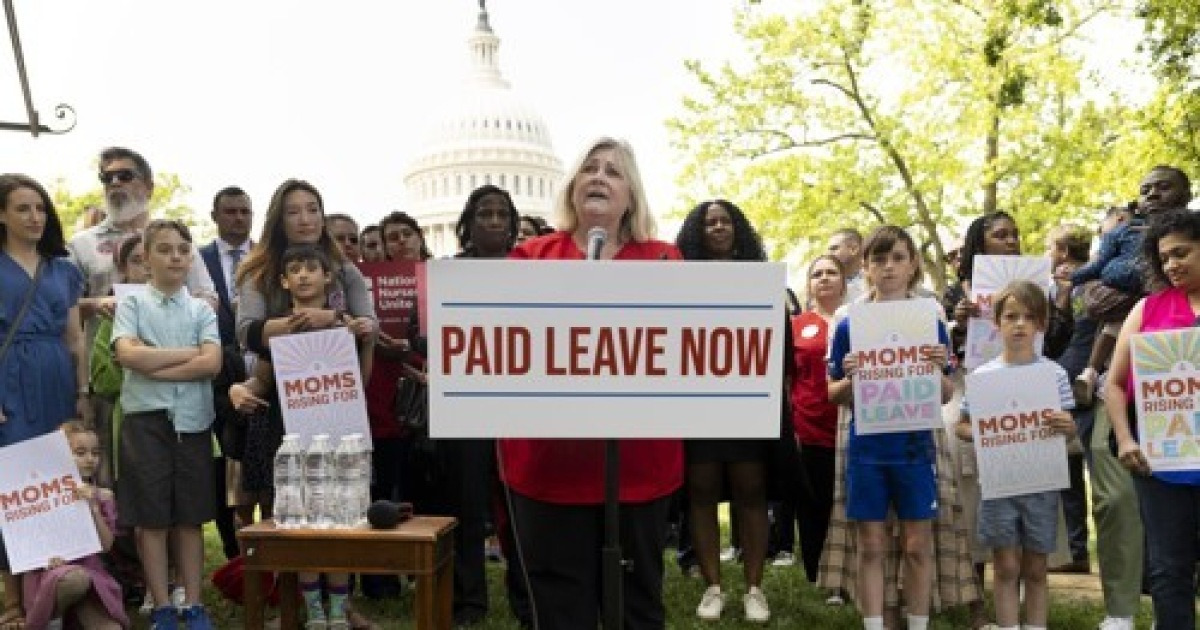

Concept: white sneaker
[[719, 546, 739, 562], [139, 592, 155, 616], [824, 593, 845, 606], [171, 585, 187, 611], [1097, 618, 1134, 630], [744, 586, 770, 623], [696, 585, 725, 620], [771, 551, 796, 567]]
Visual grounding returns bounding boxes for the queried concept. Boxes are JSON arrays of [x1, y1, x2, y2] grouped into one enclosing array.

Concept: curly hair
[[1143, 209, 1200, 289], [674, 199, 766, 261], [959, 211, 1018, 282]]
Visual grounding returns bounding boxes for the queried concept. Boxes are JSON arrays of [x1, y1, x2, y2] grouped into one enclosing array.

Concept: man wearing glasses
[[66, 146, 218, 485], [326, 213, 362, 262]]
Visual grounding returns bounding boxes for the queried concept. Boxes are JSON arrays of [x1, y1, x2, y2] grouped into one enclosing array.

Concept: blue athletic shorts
[[845, 460, 937, 521]]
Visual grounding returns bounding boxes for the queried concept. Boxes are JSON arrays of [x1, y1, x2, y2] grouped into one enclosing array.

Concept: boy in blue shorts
[[113, 220, 222, 630], [956, 279, 1076, 630], [827, 225, 954, 630]]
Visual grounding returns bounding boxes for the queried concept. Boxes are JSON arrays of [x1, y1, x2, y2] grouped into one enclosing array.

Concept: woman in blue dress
[[0, 173, 88, 630]]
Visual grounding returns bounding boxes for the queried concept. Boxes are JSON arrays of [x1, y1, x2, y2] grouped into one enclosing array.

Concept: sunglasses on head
[[98, 169, 138, 185]]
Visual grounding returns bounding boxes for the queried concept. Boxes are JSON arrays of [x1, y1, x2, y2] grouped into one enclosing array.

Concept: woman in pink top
[[1104, 209, 1200, 629]]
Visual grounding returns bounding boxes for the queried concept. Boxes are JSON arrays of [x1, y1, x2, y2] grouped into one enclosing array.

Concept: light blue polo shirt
[[112, 284, 220, 433]]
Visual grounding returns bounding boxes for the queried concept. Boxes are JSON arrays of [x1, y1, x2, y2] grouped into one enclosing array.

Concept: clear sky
[[4, 0, 745, 234]]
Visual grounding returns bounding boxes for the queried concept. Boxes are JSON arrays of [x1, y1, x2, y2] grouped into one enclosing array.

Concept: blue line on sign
[[444, 391, 771, 399], [440, 302, 772, 310]]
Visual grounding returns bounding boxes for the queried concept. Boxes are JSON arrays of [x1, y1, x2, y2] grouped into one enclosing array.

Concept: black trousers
[[1061, 452, 1090, 563], [510, 491, 671, 630], [406, 438, 491, 620], [796, 445, 836, 582]]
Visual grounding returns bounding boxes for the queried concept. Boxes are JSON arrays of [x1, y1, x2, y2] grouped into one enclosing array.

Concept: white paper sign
[[427, 260, 786, 438], [965, 363, 1069, 500], [1132, 329, 1200, 473], [964, 256, 1050, 370], [848, 299, 944, 434], [269, 328, 371, 449], [0, 432, 102, 573]]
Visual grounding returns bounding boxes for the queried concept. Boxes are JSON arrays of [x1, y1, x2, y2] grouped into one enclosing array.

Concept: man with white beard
[[69, 147, 216, 319], [67, 147, 217, 487]]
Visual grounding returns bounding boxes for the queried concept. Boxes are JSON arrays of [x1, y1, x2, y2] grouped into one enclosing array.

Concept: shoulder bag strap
[[0, 258, 44, 366]]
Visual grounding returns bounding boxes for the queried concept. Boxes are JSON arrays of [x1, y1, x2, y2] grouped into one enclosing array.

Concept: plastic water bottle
[[272, 435, 306, 529], [335, 434, 372, 527], [304, 434, 336, 528], [334, 435, 359, 527]]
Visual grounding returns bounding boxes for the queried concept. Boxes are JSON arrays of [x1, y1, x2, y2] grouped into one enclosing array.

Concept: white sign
[[427, 260, 786, 438], [848, 299, 944, 434], [1132, 329, 1200, 472], [0, 432, 102, 573], [964, 256, 1050, 370], [269, 328, 371, 449], [965, 363, 1069, 500]]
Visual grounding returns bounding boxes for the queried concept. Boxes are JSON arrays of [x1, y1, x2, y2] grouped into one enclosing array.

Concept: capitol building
[[403, 3, 564, 257]]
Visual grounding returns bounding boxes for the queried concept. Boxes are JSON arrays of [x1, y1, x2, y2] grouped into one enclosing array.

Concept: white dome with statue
[[404, 1, 564, 257]]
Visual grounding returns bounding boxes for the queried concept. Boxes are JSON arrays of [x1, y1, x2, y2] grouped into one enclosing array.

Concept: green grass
[[116, 524, 1150, 629]]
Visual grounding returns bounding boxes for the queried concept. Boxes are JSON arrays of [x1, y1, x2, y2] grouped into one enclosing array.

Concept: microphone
[[586, 227, 607, 261]]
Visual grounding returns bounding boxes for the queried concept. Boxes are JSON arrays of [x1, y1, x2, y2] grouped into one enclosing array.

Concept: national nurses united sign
[[427, 260, 786, 438]]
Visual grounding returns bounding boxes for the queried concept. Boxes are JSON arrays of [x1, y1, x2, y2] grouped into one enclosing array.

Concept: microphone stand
[[588, 228, 624, 630]]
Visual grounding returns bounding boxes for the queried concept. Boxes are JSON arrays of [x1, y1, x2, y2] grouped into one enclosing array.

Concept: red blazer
[[498, 231, 685, 504]]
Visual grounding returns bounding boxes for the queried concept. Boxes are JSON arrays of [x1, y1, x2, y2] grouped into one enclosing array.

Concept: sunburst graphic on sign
[[272, 330, 357, 378], [973, 256, 1050, 295], [1133, 330, 1200, 376]]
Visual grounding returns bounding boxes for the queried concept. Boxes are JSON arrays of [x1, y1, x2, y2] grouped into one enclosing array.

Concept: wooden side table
[[238, 516, 457, 630]]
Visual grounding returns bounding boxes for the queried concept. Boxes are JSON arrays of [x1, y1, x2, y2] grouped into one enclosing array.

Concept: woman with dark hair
[[674, 199, 774, 622], [0, 173, 89, 630], [456, 185, 519, 257], [674, 199, 766, 262], [232, 179, 377, 629], [419, 185, 524, 625], [1105, 209, 1200, 628], [358, 210, 430, 603]]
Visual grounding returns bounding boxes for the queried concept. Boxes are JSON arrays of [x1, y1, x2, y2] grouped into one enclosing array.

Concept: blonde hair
[[553, 137, 657, 242]]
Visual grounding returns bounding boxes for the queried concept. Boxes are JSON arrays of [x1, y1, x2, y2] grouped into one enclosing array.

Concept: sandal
[[0, 606, 25, 630]]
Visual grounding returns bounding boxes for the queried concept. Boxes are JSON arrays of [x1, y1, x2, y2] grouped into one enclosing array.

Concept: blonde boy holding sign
[[956, 280, 1076, 630]]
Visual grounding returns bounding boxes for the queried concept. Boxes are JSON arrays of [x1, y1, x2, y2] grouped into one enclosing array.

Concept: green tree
[[668, 0, 1133, 290], [53, 173, 213, 243]]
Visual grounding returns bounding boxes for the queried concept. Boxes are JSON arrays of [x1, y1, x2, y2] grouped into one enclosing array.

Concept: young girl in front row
[[21, 421, 128, 629], [827, 226, 954, 630], [956, 280, 1076, 630]]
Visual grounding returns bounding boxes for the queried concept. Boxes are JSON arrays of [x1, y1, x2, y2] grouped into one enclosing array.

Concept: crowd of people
[[0, 140, 1197, 630]]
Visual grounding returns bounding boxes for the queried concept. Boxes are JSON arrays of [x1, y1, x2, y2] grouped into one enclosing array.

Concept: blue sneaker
[[149, 606, 179, 630], [180, 605, 214, 630]]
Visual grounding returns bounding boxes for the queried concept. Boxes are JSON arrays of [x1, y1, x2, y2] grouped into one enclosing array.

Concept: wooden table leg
[[436, 557, 454, 630], [244, 565, 264, 629], [415, 571, 434, 630], [279, 571, 299, 630]]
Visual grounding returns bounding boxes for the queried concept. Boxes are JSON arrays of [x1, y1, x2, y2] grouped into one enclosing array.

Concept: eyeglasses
[[335, 234, 359, 244], [98, 169, 139, 185]]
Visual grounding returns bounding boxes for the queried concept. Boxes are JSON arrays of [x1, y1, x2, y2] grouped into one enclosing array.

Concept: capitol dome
[[403, 2, 564, 257]]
